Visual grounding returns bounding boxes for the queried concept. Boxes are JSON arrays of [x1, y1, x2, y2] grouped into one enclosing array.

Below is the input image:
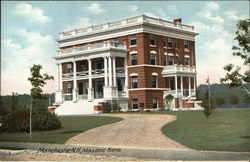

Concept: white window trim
[[129, 51, 137, 54], [168, 53, 174, 56], [130, 73, 138, 76], [152, 72, 158, 76], [184, 55, 190, 58], [150, 50, 157, 54]]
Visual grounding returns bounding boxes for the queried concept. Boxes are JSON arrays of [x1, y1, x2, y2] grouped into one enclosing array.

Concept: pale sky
[[1, 1, 249, 95]]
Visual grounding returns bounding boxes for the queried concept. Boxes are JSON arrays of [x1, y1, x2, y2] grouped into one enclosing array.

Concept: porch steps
[[94, 102, 106, 113], [54, 99, 105, 115]]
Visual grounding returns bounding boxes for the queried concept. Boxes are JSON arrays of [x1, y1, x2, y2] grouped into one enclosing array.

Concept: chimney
[[173, 18, 182, 25]]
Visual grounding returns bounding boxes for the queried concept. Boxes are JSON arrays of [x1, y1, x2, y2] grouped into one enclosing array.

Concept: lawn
[[161, 109, 250, 152], [0, 116, 122, 144]]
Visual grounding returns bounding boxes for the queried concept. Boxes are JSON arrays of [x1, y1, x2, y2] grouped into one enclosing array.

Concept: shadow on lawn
[[239, 136, 250, 139], [60, 130, 83, 134]]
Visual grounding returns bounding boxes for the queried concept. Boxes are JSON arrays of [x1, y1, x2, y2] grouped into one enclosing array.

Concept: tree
[[229, 95, 239, 109], [165, 94, 174, 109], [11, 92, 18, 112], [202, 92, 215, 118], [215, 97, 226, 108], [28, 65, 54, 100], [221, 19, 250, 94]]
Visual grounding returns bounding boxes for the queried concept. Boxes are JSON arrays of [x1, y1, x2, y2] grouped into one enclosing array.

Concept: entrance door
[[95, 80, 104, 98], [78, 82, 83, 95], [170, 77, 175, 90]]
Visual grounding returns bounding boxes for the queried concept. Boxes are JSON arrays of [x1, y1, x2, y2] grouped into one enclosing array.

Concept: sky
[[1, 1, 249, 95]]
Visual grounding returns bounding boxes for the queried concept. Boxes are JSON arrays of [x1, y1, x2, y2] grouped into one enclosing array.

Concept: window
[[152, 75, 158, 88], [184, 40, 189, 49], [176, 55, 179, 65], [163, 37, 167, 47], [67, 82, 72, 93], [130, 35, 137, 46], [66, 64, 72, 73], [151, 53, 156, 65], [164, 55, 168, 66], [168, 38, 173, 48], [169, 55, 174, 65], [131, 54, 137, 65], [95, 60, 103, 69], [80, 62, 85, 71], [184, 57, 190, 65], [174, 39, 178, 49], [131, 76, 138, 88], [132, 99, 138, 109], [113, 38, 120, 47], [153, 98, 158, 109], [150, 34, 156, 45]]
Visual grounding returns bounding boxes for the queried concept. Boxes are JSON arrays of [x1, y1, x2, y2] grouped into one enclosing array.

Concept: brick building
[[53, 15, 200, 115]]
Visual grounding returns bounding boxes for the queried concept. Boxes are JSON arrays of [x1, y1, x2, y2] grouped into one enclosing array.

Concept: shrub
[[103, 102, 121, 113], [1, 109, 61, 133]]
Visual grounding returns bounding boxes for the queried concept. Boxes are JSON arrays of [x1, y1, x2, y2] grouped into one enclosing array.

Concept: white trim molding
[[129, 51, 138, 54], [130, 73, 138, 76]]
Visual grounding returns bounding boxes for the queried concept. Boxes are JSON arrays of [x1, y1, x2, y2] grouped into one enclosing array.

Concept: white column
[[181, 76, 183, 96], [124, 57, 128, 90], [88, 58, 93, 100], [55, 63, 63, 103], [57, 63, 60, 91], [113, 57, 117, 87], [59, 63, 63, 91], [104, 56, 108, 86], [108, 56, 113, 86], [188, 77, 191, 98], [175, 75, 178, 96], [73, 61, 77, 102], [194, 76, 196, 92]]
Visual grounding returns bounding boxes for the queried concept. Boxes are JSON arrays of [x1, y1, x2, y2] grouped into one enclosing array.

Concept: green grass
[[161, 109, 250, 152], [0, 116, 122, 144]]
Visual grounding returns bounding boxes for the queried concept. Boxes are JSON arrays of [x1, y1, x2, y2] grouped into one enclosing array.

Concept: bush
[[1, 109, 61, 133], [103, 102, 121, 113]]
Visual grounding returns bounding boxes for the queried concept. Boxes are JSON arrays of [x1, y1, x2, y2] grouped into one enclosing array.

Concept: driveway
[[66, 114, 189, 150]]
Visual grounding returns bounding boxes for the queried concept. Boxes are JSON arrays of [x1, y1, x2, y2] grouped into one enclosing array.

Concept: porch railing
[[63, 93, 73, 101], [78, 94, 88, 100], [118, 91, 127, 97]]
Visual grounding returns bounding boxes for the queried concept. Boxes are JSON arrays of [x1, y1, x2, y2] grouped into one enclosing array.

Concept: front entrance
[[95, 80, 104, 98]]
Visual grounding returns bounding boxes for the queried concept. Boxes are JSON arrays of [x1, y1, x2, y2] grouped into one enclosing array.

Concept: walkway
[[66, 114, 189, 150]]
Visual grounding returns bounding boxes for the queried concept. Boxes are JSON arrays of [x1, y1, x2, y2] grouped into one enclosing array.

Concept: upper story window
[[66, 64, 72, 73], [80, 62, 85, 71], [184, 57, 190, 65], [163, 37, 167, 47], [153, 98, 158, 109], [95, 60, 103, 69], [176, 55, 179, 65], [184, 40, 189, 49], [152, 75, 158, 88], [164, 55, 168, 66], [132, 99, 138, 109], [169, 55, 174, 65], [113, 38, 120, 47], [130, 35, 137, 46], [131, 54, 138, 65], [150, 34, 156, 46], [131, 76, 138, 88], [174, 39, 178, 49], [168, 38, 173, 48], [151, 53, 157, 65]]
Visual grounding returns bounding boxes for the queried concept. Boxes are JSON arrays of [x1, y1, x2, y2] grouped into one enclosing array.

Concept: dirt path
[[66, 114, 189, 150]]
